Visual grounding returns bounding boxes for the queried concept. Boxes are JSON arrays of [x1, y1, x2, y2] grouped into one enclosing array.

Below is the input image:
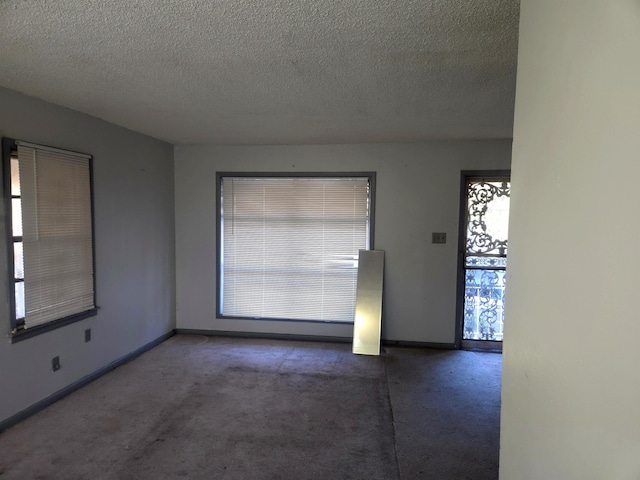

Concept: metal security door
[[457, 172, 510, 350]]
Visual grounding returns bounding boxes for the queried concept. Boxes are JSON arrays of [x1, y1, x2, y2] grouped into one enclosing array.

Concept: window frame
[[216, 171, 376, 323], [2, 137, 98, 343], [454, 169, 511, 350]]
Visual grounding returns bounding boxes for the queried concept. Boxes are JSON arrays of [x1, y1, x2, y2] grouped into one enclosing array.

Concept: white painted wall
[[500, 2, 640, 478], [0, 88, 176, 424], [175, 142, 511, 343]]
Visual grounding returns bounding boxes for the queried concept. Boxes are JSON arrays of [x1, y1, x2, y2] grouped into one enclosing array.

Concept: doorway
[[456, 171, 511, 350]]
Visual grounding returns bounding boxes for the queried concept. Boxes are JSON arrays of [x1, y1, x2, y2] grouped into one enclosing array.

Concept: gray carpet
[[0, 335, 501, 479]]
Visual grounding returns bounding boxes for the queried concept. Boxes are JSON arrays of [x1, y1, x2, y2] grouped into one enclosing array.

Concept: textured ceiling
[[0, 0, 519, 145]]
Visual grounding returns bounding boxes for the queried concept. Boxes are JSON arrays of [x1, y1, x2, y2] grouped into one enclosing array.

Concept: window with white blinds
[[219, 174, 374, 323], [3, 138, 97, 340]]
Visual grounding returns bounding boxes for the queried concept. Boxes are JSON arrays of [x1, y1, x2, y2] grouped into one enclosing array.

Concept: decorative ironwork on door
[[462, 178, 510, 342]]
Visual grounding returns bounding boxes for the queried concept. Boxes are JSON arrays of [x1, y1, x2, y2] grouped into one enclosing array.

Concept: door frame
[[454, 170, 511, 350]]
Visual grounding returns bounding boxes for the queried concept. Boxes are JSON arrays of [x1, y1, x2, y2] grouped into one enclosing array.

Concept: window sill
[[10, 308, 99, 344]]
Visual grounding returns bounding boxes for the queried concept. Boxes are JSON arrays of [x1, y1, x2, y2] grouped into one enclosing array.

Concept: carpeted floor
[[0, 335, 501, 479]]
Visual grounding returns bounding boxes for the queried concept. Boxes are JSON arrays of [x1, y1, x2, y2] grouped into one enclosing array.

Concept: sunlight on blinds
[[221, 176, 371, 322]]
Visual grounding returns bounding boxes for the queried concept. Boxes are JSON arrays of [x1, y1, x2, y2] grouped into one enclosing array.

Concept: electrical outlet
[[85, 328, 91, 342], [52, 356, 60, 372], [432, 232, 447, 244]]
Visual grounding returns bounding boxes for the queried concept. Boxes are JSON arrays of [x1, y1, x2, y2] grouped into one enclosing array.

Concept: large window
[[218, 173, 375, 323], [2, 138, 97, 342]]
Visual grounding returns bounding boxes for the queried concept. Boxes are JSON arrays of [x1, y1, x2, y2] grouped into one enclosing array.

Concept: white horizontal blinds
[[222, 176, 370, 322], [17, 144, 95, 328]]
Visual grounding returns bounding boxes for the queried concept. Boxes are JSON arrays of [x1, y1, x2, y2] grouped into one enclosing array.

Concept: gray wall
[[175, 142, 511, 344], [500, 1, 640, 478], [0, 87, 176, 423]]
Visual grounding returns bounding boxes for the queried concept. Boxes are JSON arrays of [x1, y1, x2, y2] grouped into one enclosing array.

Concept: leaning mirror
[[352, 250, 384, 356]]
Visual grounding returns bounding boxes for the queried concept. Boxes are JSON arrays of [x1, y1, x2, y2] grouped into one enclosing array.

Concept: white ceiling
[[0, 0, 519, 145]]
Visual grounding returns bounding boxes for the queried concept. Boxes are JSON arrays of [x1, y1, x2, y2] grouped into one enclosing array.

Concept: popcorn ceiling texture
[[0, 0, 519, 145]]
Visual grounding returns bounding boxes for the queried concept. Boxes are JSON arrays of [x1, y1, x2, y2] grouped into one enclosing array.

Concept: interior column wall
[[500, 2, 640, 478]]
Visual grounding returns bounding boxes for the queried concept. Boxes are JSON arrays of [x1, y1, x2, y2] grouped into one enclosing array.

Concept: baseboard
[[176, 328, 353, 344], [382, 339, 456, 350], [176, 329, 456, 350], [0, 330, 175, 434]]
